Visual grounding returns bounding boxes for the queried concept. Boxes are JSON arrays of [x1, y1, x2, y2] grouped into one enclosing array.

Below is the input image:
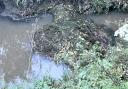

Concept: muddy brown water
[[0, 15, 67, 81], [0, 13, 128, 83], [0, 18, 32, 82], [86, 12, 128, 30]]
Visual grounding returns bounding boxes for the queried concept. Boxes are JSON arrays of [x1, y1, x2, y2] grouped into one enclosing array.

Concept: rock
[[114, 24, 128, 41]]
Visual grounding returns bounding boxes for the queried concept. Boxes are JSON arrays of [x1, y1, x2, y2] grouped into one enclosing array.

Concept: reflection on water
[[28, 54, 69, 80], [3, 54, 69, 89]]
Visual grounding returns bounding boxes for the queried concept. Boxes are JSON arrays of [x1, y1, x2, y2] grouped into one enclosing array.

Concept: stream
[[0, 14, 69, 83], [86, 12, 128, 30], [0, 12, 128, 84]]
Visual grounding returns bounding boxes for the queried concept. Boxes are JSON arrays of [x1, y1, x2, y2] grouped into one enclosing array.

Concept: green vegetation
[[10, 0, 128, 17], [5, 0, 128, 20], [1, 0, 128, 89], [1, 45, 128, 89]]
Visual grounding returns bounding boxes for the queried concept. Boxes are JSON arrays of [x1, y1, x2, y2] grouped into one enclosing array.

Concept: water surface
[[86, 12, 128, 30], [0, 14, 57, 82], [0, 12, 128, 82]]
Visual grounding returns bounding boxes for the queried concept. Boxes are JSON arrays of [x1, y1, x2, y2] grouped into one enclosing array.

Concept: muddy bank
[[33, 20, 115, 66], [33, 11, 128, 69]]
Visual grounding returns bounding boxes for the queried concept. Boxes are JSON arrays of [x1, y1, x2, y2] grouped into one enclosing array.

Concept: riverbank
[[1, 0, 128, 21], [0, 0, 128, 89]]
